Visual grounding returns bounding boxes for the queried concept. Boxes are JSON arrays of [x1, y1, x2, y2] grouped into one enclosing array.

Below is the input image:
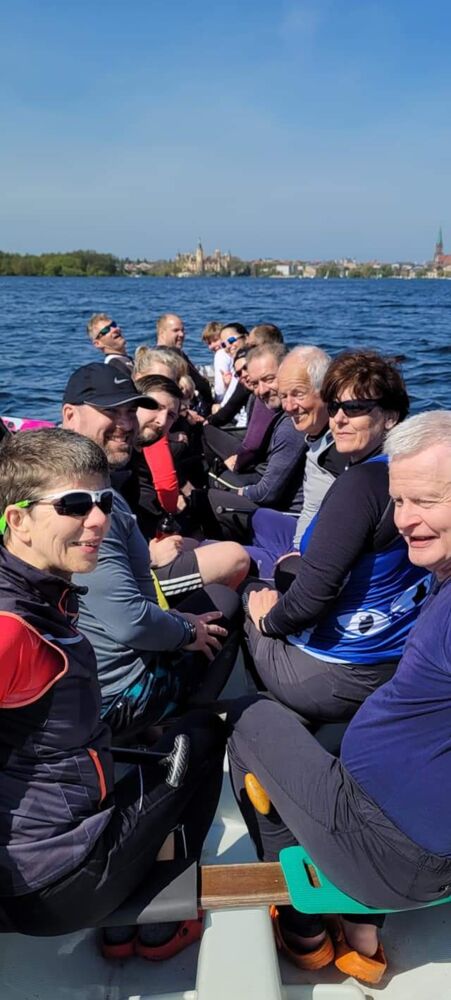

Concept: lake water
[[1, 276, 450, 421]]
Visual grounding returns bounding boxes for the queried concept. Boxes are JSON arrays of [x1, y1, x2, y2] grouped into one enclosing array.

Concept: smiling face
[[278, 363, 328, 436], [91, 317, 127, 356], [390, 444, 451, 581], [246, 352, 280, 409], [136, 388, 180, 446], [62, 403, 137, 469], [158, 314, 185, 350], [329, 386, 397, 461], [5, 474, 110, 580]]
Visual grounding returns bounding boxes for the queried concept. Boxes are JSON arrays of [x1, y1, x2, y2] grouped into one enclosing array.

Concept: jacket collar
[[0, 546, 88, 608]]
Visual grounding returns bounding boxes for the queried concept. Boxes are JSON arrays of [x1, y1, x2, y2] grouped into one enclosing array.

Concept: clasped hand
[[247, 588, 279, 629]]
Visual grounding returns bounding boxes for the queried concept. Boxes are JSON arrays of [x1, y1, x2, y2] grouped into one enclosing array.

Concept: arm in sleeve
[[242, 422, 306, 506], [83, 514, 187, 652], [143, 438, 179, 514], [264, 463, 387, 636], [208, 383, 250, 426]]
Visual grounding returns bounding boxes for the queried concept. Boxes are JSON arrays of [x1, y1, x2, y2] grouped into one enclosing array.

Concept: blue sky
[[1, 0, 450, 261]]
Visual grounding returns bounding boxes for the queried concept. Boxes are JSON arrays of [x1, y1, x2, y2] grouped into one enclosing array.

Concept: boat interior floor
[[2, 654, 451, 1000]]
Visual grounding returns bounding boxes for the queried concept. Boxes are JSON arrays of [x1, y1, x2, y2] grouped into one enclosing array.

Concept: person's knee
[[194, 541, 250, 588]]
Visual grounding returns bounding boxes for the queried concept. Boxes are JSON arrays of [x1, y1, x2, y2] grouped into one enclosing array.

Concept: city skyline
[[1, 1, 450, 260]]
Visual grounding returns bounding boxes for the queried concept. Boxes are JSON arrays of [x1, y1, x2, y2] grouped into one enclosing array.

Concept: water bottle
[[155, 513, 180, 540]]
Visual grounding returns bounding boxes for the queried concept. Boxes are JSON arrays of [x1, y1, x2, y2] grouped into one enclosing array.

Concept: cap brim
[[85, 394, 158, 410]]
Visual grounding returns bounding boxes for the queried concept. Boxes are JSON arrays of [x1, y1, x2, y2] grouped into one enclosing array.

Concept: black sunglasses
[[327, 398, 384, 418], [96, 321, 118, 339], [30, 489, 113, 518]]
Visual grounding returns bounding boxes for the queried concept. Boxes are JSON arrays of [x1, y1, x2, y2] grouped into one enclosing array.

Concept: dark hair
[[234, 347, 250, 362], [246, 343, 287, 368], [321, 350, 410, 422], [137, 374, 183, 401], [249, 323, 284, 345], [220, 322, 249, 338]]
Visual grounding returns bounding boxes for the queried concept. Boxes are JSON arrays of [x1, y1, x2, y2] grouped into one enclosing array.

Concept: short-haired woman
[[245, 350, 430, 720], [0, 428, 224, 956]]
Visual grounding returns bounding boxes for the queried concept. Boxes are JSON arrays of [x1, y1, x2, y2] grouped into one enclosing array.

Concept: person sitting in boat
[[205, 347, 253, 434], [243, 350, 431, 722], [61, 363, 244, 738], [228, 410, 451, 984], [201, 320, 234, 402], [207, 323, 249, 414], [244, 345, 347, 578], [247, 322, 285, 347], [0, 426, 225, 959], [86, 313, 134, 373], [156, 312, 212, 417], [205, 343, 308, 538]]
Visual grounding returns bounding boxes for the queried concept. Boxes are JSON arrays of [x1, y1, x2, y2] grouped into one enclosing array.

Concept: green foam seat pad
[[279, 845, 451, 915]]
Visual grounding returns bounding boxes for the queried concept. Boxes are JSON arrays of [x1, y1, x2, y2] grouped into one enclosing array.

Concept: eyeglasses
[[221, 336, 239, 347], [96, 321, 119, 339], [327, 398, 384, 418], [0, 489, 114, 535]]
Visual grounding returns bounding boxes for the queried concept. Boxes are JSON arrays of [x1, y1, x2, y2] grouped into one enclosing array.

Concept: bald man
[[156, 313, 212, 415]]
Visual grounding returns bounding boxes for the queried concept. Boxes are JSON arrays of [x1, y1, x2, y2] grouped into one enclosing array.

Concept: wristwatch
[[182, 619, 197, 646], [258, 615, 268, 635]]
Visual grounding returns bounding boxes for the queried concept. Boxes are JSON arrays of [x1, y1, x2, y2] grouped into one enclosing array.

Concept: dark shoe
[[135, 913, 203, 961]]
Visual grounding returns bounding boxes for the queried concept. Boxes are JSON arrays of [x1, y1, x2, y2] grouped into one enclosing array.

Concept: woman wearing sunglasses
[[244, 350, 431, 723], [0, 428, 224, 953]]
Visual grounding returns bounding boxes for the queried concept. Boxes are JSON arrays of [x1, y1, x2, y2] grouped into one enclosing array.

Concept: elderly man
[[246, 345, 347, 578], [228, 410, 451, 984], [207, 344, 308, 541], [86, 313, 134, 373], [156, 313, 212, 415], [61, 363, 243, 737]]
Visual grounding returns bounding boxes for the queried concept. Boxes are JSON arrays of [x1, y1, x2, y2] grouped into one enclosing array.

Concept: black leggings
[[1, 711, 225, 936], [227, 697, 451, 935]]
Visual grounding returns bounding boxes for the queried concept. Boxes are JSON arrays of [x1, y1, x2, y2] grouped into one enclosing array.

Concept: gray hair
[[385, 410, 451, 461], [279, 345, 332, 392]]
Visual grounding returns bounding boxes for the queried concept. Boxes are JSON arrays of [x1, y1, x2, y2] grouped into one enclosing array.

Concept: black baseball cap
[[63, 363, 158, 410]]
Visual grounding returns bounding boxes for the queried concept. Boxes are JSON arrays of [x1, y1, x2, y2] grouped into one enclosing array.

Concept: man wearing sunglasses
[[87, 313, 134, 374], [62, 363, 242, 740]]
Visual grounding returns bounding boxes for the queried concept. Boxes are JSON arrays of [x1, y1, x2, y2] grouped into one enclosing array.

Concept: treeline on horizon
[[0, 250, 120, 276], [0, 250, 431, 279]]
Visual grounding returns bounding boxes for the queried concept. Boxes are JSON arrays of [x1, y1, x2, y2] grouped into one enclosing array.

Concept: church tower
[[434, 227, 444, 265], [195, 239, 205, 275]]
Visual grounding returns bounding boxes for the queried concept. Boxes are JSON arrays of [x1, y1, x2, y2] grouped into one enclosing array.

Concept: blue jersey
[[288, 456, 431, 664]]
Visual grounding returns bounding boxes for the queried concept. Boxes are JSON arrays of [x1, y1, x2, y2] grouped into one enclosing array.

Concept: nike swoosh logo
[[114, 378, 128, 384]]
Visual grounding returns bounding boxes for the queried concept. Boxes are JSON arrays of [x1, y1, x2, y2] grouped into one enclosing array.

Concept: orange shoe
[[333, 922, 387, 984], [270, 905, 335, 971], [135, 914, 203, 961]]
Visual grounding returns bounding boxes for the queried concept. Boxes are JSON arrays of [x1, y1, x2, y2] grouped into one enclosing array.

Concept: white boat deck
[[3, 657, 451, 999]]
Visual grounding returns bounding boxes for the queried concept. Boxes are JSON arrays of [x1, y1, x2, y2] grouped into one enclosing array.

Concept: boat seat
[[244, 771, 451, 916], [280, 844, 451, 915]]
